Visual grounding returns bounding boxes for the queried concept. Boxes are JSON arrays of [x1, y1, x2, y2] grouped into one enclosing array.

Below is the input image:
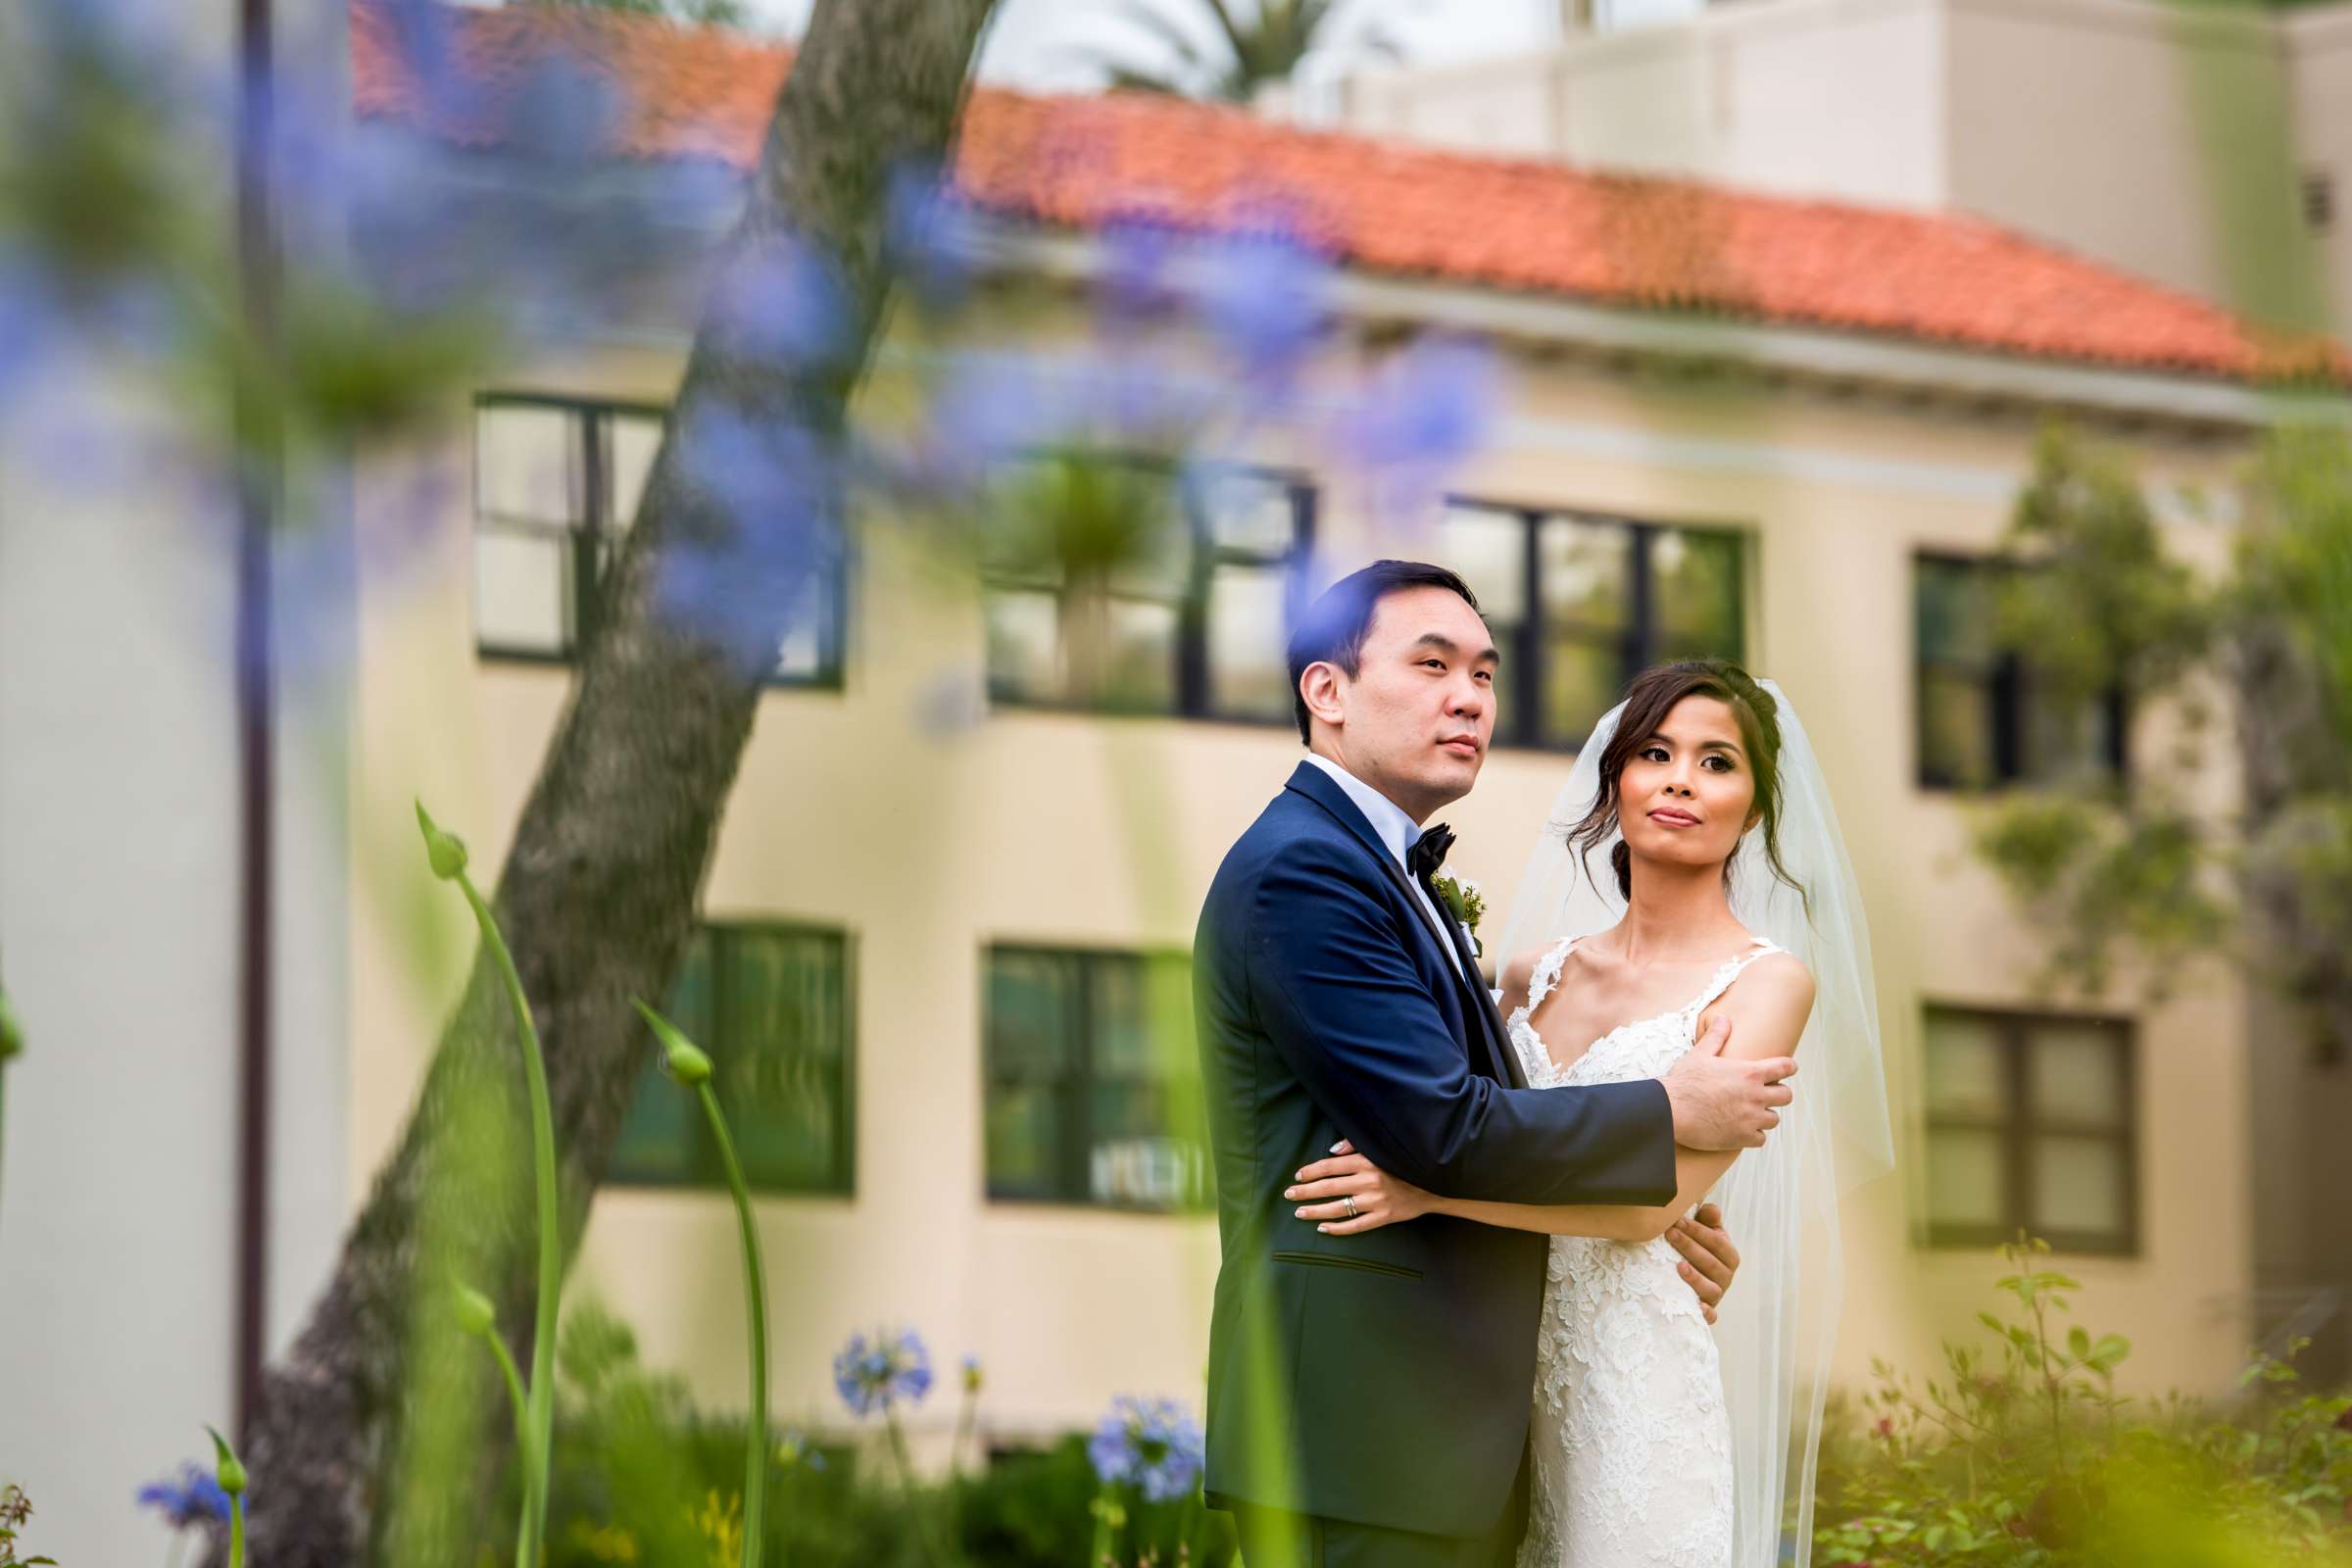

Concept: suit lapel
[[1284, 763, 1521, 1086]]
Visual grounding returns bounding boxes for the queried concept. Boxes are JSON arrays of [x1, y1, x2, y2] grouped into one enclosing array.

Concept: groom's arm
[[1246, 838, 1675, 1207]]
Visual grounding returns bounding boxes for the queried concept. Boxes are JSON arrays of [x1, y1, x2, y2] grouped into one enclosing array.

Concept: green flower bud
[[205, 1424, 247, 1496], [453, 1282, 498, 1338], [0, 985, 23, 1063], [633, 999, 711, 1086], [414, 800, 468, 881]]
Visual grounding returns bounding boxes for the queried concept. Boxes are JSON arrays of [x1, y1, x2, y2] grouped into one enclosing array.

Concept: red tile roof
[[350, 1, 2343, 386]]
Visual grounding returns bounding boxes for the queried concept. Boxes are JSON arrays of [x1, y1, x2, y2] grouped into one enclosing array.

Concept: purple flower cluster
[[831, 1327, 935, 1417], [1087, 1395, 1205, 1503], [135, 1463, 231, 1531]]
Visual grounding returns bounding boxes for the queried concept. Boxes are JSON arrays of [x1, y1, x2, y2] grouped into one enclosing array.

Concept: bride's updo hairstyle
[[1563, 659, 1808, 910]]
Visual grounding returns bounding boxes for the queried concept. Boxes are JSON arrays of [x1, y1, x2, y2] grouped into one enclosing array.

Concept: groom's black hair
[[1286, 560, 1483, 745]]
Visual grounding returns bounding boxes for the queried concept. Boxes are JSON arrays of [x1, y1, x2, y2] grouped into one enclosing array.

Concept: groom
[[1194, 561, 1793, 1568]]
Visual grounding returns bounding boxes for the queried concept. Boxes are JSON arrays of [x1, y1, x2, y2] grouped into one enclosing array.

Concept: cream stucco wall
[[343, 304, 2269, 1459]]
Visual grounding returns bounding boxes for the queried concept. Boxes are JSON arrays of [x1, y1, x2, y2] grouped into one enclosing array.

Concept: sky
[[734, 0, 1562, 94]]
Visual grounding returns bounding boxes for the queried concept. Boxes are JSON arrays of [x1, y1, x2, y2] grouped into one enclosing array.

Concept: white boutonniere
[[1431, 872, 1485, 957]]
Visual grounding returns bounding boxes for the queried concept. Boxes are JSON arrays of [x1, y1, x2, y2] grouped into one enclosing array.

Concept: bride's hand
[[1284, 1140, 1432, 1235]]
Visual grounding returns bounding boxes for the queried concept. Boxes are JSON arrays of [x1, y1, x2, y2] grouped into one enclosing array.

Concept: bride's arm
[[1287, 956, 1815, 1244]]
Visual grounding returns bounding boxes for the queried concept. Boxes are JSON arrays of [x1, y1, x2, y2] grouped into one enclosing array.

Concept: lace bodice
[[1509, 935, 1783, 1568]]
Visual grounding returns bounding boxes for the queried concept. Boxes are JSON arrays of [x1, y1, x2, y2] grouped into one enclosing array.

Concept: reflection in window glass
[[1437, 502, 1746, 749], [1922, 1005, 2133, 1253], [984, 947, 1204, 1211], [609, 926, 854, 1195]]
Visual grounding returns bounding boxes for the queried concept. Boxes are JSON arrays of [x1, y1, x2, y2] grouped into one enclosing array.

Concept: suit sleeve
[[1244, 837, 1676, 1206]]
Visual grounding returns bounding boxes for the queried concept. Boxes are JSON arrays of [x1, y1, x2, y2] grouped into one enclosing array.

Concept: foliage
[[536, 1305, 1234, 1568], [1963, 423, 2352, 1017], [1815, 1237, 2352, 1565], [0, 1487, 56, 1568], [1074, 0, 1408, 101]]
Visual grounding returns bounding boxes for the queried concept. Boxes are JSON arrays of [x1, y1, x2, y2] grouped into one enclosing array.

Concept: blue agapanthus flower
[[1088, 1395, 1205, 1502], [831, 1327, 934, 1417], [136, 1463, 231, 1530]]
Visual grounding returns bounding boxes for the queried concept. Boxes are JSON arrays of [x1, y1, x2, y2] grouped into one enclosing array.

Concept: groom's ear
[[1298, 661, 1348, 731]]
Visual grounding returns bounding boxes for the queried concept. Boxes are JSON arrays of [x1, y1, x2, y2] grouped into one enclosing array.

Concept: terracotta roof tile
[[349, 0, 2345, 385]]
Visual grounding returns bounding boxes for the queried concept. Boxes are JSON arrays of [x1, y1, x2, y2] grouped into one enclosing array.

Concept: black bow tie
[[1408, 822, 1454, 883]]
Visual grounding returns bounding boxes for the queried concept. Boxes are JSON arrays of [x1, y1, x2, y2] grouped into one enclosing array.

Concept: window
[[1914, 555, 2124, 790], [1921, 1005, 2136, 1255], [1435, 501, 1746, 749], [983, 946, 1205, 1211], [981, 459, 1314, 722], [2304, 168, 2336, 235], [608, 923, 855, 1195], [472, 394, 843, 683]]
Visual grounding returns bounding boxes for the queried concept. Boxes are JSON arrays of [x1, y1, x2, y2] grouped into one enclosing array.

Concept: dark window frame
[[1913, 551, 2128, 792], [1922, 1004, 2139, 1257], [981, 942, 1204, 1215], [471, 390, 847, 690], [980, 454, 1317, 727], [1441, 496, 1751, 753], [606, 919, 858, 1198]]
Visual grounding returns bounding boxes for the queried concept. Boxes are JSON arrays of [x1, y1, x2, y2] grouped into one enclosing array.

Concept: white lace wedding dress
[[1507, 935, 1784, 1568]]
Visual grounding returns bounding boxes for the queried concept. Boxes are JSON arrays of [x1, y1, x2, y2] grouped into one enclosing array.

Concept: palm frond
[[1103, 0, 1217, 73]]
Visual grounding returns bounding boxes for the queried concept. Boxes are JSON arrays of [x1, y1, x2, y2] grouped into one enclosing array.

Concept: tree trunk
[[228, 3, 1000, 1562]]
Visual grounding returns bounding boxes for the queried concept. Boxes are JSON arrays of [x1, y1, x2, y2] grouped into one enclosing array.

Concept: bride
[[1284, 659, 1893, 1567]]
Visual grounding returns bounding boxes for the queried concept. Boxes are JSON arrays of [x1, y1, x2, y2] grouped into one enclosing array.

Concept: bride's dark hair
[[1563, 659, 1807, 911]]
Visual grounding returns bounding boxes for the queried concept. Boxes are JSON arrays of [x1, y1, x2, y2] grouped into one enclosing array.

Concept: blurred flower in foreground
[[831, 1327, 934, 1416], [136, 1462, 231, 1531], [775, 1428, 826, 1472], [959, 1353, 984, 1395], [1087, 1395, 1205, 1503]]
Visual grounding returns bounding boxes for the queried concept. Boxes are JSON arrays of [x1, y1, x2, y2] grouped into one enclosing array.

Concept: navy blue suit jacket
[[1195, 760, 1676, 1540]]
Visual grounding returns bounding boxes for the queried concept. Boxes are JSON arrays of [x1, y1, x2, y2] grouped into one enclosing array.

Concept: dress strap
[[1525, 937, 1578, 1018], [1684, 937, 1784, 1018]]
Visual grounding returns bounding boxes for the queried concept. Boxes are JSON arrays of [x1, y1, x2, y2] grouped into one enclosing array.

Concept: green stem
[[461, 877, 562, 1568], [485, 1325, 533, 1458], [886, 1410, 950, 1568], [226, 1495, 245, 1568], [951, 1389, 976, 1479], [698, 1080, 768, 1568]]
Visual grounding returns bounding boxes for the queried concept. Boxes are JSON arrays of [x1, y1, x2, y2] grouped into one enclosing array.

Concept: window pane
[[1437, 506, 1527, 626], [1653, 528, 1743, 658], [1207, 564, 1294, 720], [1927, 1127, 2006, 1229], [987, 952, 1075, 1077], [2031, 1135, 2127, 1240], [773, 572, 832, 683], [608, 412, 663, 530], [477, 404, 580, 526], [1102, 598, 1179, 712], [1089, 1134, 1202, 1210], [1198, 471, 1297, 556], [474, 529, 572, 655], [985, 589, 1063, 703], [609, 930, 714, 1183], [2028, 1024, 2126, 1128], [1924, 1011, 2009, 1119], [721, 932, 849, 1193], [1915, 557, 1994, 667], [1544, 635, 1622, 748], [1539, 515, 1630, 632], [986, 1086, 1065, 1200], [1919, 670, 1994, 789], [607, 1053, 702, 1182]]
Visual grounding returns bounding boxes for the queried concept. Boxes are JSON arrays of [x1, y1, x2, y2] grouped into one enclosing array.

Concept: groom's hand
[[1668, 1202, 1739, 1325], [1660, 1014, 1796, 1151]]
